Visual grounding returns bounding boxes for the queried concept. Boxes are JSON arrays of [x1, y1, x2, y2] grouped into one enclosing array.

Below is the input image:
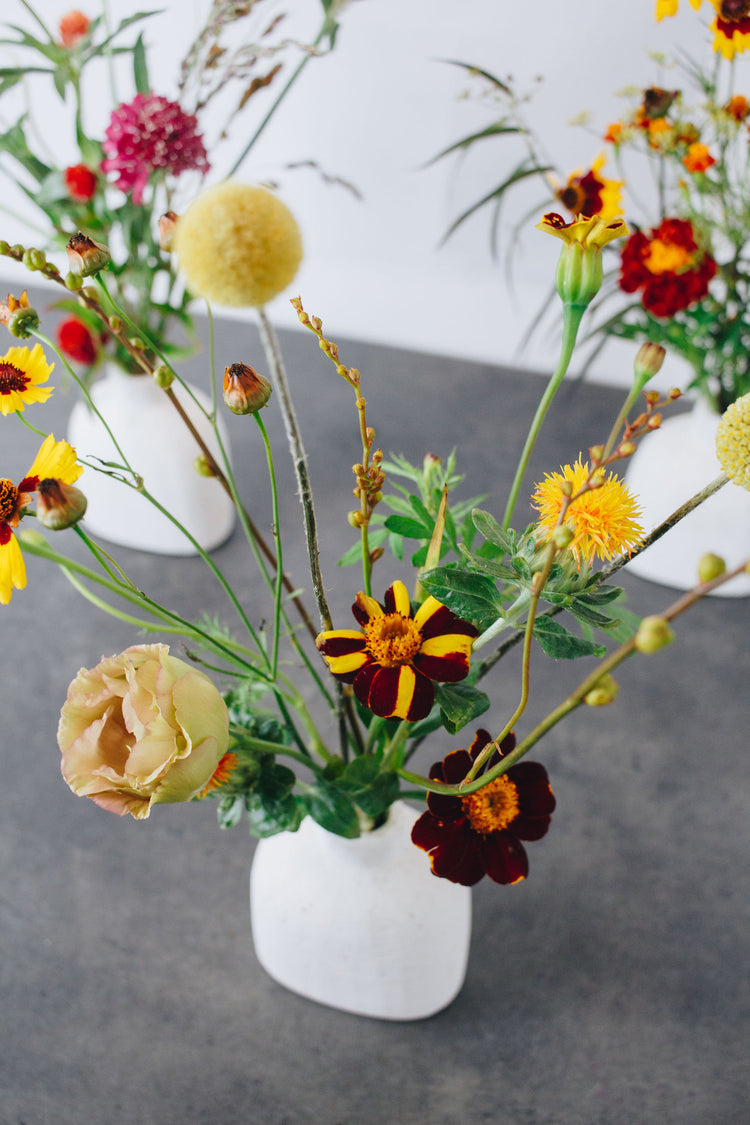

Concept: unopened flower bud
[[552, 524, 575, 549], [618, 441, 637, 457], [348, 510, 365, 527], [65, 272, 83, 291], [128, 336, 145, 350], [193, 453, 217, 477], [370, 546, 384, 563], [108, 316, 122, 332], [22, 248, 46, 271], [66, 232, 110, 277], [633, 343, 666, 385], [223, 362, 272, 415], [0, 291, 39, 338], [697, 552, 726, 583], [153, 364, 175, 389], [584, 673, 619, 706], [158, 211, 179, 252], [590, 468, 606, 488], [35, 478, 87, 530], [647, 413, 663, 430], [589, 444, 604, 464], [634, 615, 674, 653]]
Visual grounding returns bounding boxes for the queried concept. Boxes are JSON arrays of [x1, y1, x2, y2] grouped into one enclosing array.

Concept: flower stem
[[255, 414, 283, 680], [502, 302, 585, 530]]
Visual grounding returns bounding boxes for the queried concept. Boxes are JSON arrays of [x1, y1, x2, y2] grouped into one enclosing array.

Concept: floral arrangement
[[0, 0, 349, 376], [3, 149, 750, 893], [434, 0, 750, 413]]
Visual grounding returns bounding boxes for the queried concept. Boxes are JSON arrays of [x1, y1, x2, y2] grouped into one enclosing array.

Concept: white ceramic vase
[[67, 365, 235, 555], [250, 800, 472, 1021], [625, 396, 750, 597]]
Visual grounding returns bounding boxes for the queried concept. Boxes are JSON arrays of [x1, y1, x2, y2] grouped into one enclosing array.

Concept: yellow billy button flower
[[0, 434, 82, 604], [0, 343, 54, 414], [531, 458, 644, 568], [174, 181, 303, 308], [537, 212, 629, 308], [316, 580, 478, 722], [716, 391, 750, 490]]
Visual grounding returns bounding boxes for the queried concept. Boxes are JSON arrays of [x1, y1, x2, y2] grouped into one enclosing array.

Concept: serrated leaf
[[472, 509, 513, 554], [568, 601, 616, 630], [434, 682, 490, 734], [533, 616, 606, 659], [304, 785, 361, 838], [419, 566, 504, 629], [246, 794, 304, 838]]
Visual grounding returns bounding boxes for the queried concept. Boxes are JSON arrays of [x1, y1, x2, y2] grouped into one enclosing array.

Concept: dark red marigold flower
[[64, 164, 97, 203], [101, 93, 209, 205], [57, 318, 98, 365], [411, 729, 556, 886], [316, 579, 478, 722], [619, 217, 716, 318]]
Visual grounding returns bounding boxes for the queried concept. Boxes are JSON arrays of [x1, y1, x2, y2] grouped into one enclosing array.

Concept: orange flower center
[[363, 612, 422, 667], [644, 238, 694, 275], [462, 774, 520, 835], [0, 479, 18, 524], [0, 362, 29, 395]]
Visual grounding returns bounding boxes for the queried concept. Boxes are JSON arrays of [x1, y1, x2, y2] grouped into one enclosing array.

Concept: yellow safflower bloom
[[531, 458, 644, 567]]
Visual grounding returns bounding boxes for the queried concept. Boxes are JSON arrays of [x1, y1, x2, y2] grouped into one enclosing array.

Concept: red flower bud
[[57, 318, 98, 365], [59, 10, 90, 48], [64, 164, 97, 203]]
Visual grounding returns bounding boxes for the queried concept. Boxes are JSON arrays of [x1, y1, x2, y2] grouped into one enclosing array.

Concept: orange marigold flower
[[59, 10, 90, 47], [619, 217, 716, 317], [682, 142, 717, 172], [604, 122, 624, 145], [726, 94, 750, 120]]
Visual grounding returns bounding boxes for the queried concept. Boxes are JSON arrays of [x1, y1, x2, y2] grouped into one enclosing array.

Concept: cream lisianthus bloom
[[58, 644, 230, 819]]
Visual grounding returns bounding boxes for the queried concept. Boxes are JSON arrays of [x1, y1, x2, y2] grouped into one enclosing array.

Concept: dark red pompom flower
[[411, 729, 556, 886], [619, 217, 716, 318], [57, 318, 98, 365], [64, 164, 97, 203]]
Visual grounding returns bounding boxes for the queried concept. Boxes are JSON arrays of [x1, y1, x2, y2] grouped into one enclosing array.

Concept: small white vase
[[67, 366, 235, 555], [250, 800, 472, 1020], [625, 396, 750, 597]]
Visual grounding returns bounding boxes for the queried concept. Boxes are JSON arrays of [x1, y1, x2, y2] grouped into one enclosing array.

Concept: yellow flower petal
[[0, 533, 27, 605], [25, 434, 83, 486], [0, 343, 54, 415]]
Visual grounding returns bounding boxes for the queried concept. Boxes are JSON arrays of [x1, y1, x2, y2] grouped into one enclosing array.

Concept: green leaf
[[434, 682, 490, 734], [472, 508, 513, 554], [339, 757, 380, 790], [132, 32, 149, 94], [304, 784, 361, 838], [256, 762, 296, 802], [246, 793, 305, 837], [355, 772, 400, 819], [440, 160, 553, 245], [383, 514, 432, 538], [426, 122, 521, 167], [419, 565, 504, 629], [441, 58, 512, 94], [567, 601, 616, 629], [533, 616, 606, 660]]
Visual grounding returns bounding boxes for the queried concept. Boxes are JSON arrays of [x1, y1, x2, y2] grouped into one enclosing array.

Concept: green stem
[[502, 302, 585, 530], [255, 414, 283, 679]]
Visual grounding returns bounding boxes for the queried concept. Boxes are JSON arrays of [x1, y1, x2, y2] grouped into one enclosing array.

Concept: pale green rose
[[58, 643, 229, 820]]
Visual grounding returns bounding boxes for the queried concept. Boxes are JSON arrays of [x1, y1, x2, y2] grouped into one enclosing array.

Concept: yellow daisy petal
[[25, 435, 83, 486], [0, 533, 27, 605]]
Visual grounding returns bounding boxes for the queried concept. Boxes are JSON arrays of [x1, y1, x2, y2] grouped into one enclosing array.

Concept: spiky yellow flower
[[531, 458, 644, 567], [0, 343, 54, 415], [716, 392, 750, 490], [174, 181, 303, 307]]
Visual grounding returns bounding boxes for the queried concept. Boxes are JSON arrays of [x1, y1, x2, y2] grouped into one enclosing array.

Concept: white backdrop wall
[[0, 0, 711, 387]]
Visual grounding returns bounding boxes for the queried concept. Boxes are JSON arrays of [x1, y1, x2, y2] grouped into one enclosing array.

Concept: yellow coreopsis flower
[[0, 343, 54, 414], [655, 0, 703, 20], [0, 435, 82, 604], [707, 0, 750, 58], [531, 459, 644, 568]]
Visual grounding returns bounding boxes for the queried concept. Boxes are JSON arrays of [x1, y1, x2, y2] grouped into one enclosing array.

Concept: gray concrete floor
[[1, 289, 748, 1124]]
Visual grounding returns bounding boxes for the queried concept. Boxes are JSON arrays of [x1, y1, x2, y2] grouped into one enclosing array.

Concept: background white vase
[[250, 800, 472, 1021], [67, 366, 235, 555], [625, 397, 750, 597]]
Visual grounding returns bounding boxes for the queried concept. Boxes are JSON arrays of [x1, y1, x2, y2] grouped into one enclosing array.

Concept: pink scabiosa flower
[[101, 93, 209, 205]]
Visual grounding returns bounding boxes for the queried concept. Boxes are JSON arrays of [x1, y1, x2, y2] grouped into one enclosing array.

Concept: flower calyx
[[537, 212, 629, 308], [0, 291, 39, 339]]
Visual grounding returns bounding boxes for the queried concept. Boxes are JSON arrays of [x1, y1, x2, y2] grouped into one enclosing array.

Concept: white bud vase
[[250, 800, 472, 1020], [625, 396, 750, 596], [67, 365, 235, 555]]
